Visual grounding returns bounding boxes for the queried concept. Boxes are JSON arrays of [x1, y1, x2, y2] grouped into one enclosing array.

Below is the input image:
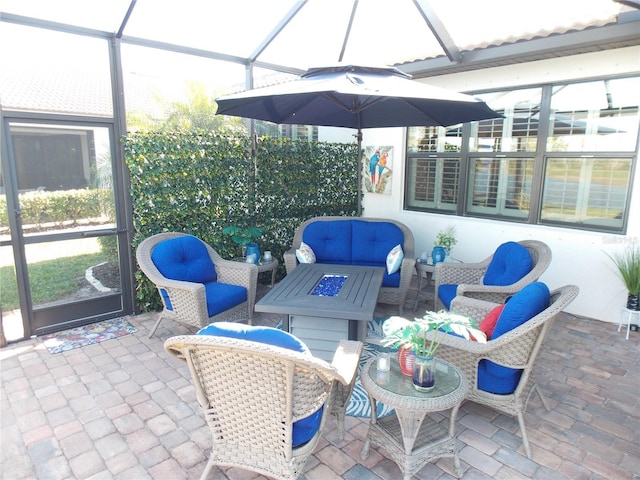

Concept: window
[[406, 157, 459, 211], [541, 157, 632, 229], [467, 157, 533, 219], [547, 78, 639, 152], [407, 125, 463, 153], [404, 76, 639, 233], [470, 88, 542, 153], [405, 125, 462, 212]]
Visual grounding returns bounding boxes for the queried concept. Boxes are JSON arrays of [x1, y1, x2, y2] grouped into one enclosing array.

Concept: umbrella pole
[[356, 129, 362, 216]]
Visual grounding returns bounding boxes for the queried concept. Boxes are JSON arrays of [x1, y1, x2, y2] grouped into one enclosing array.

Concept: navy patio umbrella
[[216, 64, 501, 212]]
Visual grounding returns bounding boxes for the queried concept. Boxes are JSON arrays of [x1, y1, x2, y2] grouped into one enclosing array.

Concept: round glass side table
[[360, 356, 468, 479]]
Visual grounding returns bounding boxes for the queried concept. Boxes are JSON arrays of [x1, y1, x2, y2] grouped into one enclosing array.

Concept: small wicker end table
[[360, 357, 468, 479], [413, 260, 435, 310], [232, 257, 279, 287]]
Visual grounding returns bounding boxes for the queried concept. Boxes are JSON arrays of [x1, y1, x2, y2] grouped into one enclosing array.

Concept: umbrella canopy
[[216, 64, 500, 129], [216, 64, 501, 214]]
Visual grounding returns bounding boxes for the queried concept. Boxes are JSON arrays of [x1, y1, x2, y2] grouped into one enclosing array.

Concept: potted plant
[[607, 243, 640, 311], [432, 225, 457, 263], [223, 225, 263, 262], [382, 311, 485, 391]]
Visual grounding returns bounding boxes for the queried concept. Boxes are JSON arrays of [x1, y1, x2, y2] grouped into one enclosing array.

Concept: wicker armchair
[[427, 284, 579, 459], [434, 240, 552, 310], [136, 232, 258, 338], [165, 335, 363, 480]]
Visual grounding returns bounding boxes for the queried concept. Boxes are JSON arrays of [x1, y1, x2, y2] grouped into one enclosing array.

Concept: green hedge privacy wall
[[0, 189, 113, 229], [123, 130, 358, 312]]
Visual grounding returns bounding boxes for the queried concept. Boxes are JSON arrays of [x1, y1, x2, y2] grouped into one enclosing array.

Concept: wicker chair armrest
[[399, 256, 416, 272], [330, 340, 364, 386], [148, 275, 204, 293], [455, 284, 521, 305], [425, 329, 493, 355], [456, 284, 519, 295], [435, 260, 489, 285], [214, 258, 258, 289], [449, 295, 497, 321], [283, 249, 298, 275]]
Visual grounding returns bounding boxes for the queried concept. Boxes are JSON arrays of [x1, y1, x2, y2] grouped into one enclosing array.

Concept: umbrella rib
[[323, 92, 383, 114], [401, 98, 440, 124], [267, 95, 318, 124]]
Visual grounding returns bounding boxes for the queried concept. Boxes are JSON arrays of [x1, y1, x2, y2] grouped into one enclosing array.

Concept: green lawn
[[0, 252, 110, 309]]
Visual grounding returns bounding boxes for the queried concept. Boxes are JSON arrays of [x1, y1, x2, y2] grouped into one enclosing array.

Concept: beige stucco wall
[[319, 46, 640, 324]]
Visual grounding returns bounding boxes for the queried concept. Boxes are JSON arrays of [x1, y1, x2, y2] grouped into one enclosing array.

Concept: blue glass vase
[[432, 246, 446, 264], [413, 355, 436, 391], [245, 242, 260, 264]]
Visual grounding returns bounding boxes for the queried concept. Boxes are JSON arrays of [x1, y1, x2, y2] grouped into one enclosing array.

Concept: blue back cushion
[[491, 282, 550, 339], [478, 282, 551, 394], [351, 221, 403, 265], [483, 242, 533, 286], [197, 322, 320, 447], [352, 221, 404, 288], [151, 236, 217, 284], [197, 322, 309, 353], [303, 220, 352, 264]]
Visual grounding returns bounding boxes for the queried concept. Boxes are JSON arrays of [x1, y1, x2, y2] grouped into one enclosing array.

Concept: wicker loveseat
[[284, 216, 415, 314]]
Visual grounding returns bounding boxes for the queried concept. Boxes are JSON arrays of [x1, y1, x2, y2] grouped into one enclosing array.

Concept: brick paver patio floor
[[1, 280, 639, 479]]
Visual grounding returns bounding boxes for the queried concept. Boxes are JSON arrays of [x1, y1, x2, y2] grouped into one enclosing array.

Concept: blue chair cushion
[[151, 236, 217, 284], [483, 241, 533, 286], [351, 220, 403, 266], [303, 220, 352, 264], [351, 221, 404, 288], [477, 360, 524, 395], [478, 282, 551, 394], [197, 322, 309, 353], [197, 322, 320, 447], [438, 284, 459, 310], [204, 282, 247, 317], [382, 270, 401, 288]]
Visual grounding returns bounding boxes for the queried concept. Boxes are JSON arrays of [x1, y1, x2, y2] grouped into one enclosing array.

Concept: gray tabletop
[[255, 263, 384, 321]]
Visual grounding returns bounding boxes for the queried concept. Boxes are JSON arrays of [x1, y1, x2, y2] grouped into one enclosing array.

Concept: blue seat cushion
[[303, 220, 352, 264], [483, 242, 533, 286], [197, 322, 320, 447], [381, 270, 401, 288], [157, 281, 246, 315], [151, 236, 217, 284], [204, 282, 247, 317], [477, 361, 524, 395], [438, 284, 459, 309], [478, 282, 551, 394]]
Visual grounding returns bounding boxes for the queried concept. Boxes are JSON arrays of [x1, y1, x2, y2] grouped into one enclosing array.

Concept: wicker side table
[[360, 357, 468, 479], [232, 257, 279, 287], [413, 260, 435, 310]]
